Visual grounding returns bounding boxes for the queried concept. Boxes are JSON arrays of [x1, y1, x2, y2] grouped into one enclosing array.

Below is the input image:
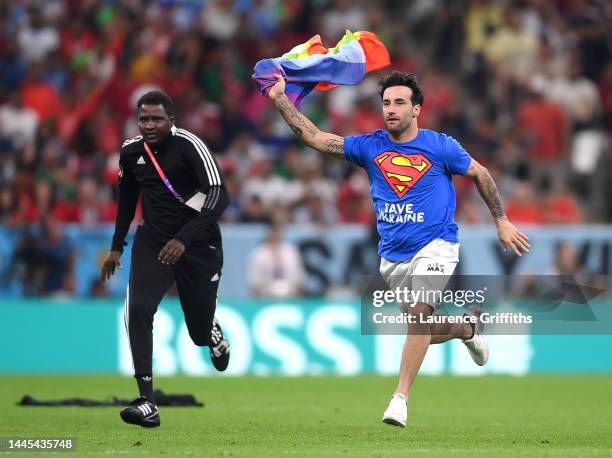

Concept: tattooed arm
[[268, 75, 344, 157], [465, 159, 505, 220], [465, 159, 531, 256]]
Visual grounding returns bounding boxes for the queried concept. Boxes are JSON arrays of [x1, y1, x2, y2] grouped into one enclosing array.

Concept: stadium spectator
[[603, 148, 612, 222], [241, 195, 272, 224], [516, 81, 569, 168], [17, 6, 59, 64], [543, 184, 583, 224], [201, 0, 240, 41], [74, 176, 116, 226], [219, 163, 242, 223], [464, 0, 505, 57], [240, 153, 292, 213], [566, 0, 610, 80], [8, 230, 46, 296], [294, 194, 337, 226], [0, 92, 38, 150], [24, 180, 74, 224], [484, 5, 538, 81], [322, 0, 367, 40], [504, 180, 544, 225], [37, 217, 75, 296], [291, 153, 337, 223], [20, 63, 63, 122], [9, 217, 75, 297], [337, 170, 373, 224], [546, 55, 602, 128], [0, 41, 27, 93], [0, 184, 20, 226], [549, 241, 585, 277], [598, 62, 612, 131], [248, 223, 305, 298]]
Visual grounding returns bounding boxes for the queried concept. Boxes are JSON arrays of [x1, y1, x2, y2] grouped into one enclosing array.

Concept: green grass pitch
[[0, 375, 611, 456]]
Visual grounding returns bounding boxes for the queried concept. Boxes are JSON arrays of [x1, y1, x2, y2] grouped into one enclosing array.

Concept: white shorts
[[379, 238, 459, 311]]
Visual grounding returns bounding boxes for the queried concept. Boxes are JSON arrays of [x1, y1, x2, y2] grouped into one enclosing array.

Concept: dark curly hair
[[136, 90, 175, 117], [378, 71, 424, 107]]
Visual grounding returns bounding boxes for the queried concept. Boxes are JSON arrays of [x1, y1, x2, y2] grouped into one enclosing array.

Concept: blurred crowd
[[1, 0, 611, 231], [1, 0, 610, 298]]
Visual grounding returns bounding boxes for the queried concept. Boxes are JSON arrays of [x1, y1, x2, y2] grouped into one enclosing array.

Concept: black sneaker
[[210, 317, 230, 371], [120, 397, 160, 428]]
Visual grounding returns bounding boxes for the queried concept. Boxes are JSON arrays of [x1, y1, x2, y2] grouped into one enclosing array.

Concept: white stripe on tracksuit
[[122, 135, 143, 148], [174, 128, 220, 186], [123, 284, 135, 373], [205, 186, 220, 210]]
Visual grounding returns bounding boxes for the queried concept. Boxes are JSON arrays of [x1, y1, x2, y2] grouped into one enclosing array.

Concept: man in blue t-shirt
[[268, 72, 530, 428]]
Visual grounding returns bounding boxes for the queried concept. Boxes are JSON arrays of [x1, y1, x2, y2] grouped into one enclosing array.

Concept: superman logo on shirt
[[374, 152, 432, 198]]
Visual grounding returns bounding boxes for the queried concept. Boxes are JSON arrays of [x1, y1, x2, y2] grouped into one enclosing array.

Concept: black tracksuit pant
[[124, 225, 223, 375]]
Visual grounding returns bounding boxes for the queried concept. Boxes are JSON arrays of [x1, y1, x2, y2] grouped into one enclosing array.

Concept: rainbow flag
[[253, 30, 390, 109]]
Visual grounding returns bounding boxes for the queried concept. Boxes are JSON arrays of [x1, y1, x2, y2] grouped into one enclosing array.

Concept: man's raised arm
[[268, 75, 344, 157]]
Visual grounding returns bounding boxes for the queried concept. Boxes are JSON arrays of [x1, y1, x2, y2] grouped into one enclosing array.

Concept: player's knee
[[406, 302, 433, 335], [412, 302, 434, 315]]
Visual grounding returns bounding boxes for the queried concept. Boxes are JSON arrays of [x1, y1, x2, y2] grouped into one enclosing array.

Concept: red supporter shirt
[[517, 98, 568, 162]]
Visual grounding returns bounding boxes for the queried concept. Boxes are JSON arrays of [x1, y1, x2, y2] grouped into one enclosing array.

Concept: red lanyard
[[142, 142, 184, 203]]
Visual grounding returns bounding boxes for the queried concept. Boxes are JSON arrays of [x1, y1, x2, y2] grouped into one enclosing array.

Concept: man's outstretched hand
[[267, 74, 286, 101], [101, 250, 122, 282], [158, 239, 186, 266], [496, 218, 530, 256]]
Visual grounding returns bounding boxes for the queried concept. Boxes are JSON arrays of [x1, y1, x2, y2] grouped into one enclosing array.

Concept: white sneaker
[[382, 393, 407, 427], [462, 305, 489, 366]]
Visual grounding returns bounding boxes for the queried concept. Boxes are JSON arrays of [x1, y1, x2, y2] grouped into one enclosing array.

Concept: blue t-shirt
[[344, 128, 472, 261]]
